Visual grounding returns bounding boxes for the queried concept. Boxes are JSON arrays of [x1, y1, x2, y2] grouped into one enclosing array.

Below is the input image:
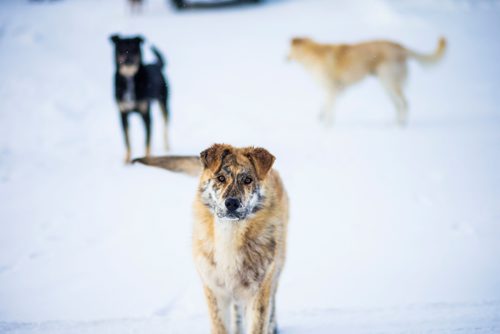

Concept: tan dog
[[288, 37, 447, 126], [135, 144, 289, 334]]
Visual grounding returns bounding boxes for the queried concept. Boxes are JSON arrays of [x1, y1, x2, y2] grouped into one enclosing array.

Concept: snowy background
[[0, 0, 499, 332]]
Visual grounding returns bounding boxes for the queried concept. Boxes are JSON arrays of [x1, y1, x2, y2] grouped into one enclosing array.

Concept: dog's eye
[[243, 177, 253, 185], [217, 175, 226, 183]]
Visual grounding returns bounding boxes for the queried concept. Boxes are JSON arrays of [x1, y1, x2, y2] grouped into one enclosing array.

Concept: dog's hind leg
[[120, 112, 132, 164], [377, 62, 408, 126], [137, 101, 152, 157], [140, 111, 152, 157], [159, 101, 170, 151], [320, 87, 338, 127]]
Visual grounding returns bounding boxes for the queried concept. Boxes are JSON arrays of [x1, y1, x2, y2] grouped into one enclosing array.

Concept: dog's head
[[132, 144, 276, 222], [199, 144, 275, 222], [287, 37, 314, 62], [110, 34, 144, 77]]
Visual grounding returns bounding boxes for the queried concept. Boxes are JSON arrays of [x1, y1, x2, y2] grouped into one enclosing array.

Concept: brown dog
[[288, 37, 447, 126], [135, 144, 289, 334]]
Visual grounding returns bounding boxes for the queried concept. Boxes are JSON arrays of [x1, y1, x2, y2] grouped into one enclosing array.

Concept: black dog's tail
[[151, 46, 165, 68]]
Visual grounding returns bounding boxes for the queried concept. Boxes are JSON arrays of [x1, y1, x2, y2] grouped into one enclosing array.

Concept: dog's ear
[[246, 147, 275, 180], [110, 34, 120, 44], [291, 37, 311, 46], [134, 35, 144, 44], [200, 144, 231, 173]]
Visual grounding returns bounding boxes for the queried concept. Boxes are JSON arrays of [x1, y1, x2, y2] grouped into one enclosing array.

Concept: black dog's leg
[[140, 109, 152, 157], [120, 112, 132, 163], [159, 100, 170, 151]]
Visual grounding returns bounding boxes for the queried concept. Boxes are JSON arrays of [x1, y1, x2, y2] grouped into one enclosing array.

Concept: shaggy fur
[[134, 144, 289, 334]]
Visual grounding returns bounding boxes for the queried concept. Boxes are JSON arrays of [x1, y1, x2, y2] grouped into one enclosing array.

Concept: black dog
[[110, 34, 170, 163]]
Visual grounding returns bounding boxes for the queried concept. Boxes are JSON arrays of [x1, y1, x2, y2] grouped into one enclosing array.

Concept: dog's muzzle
[[119, 64, 139, 77], [217, 197, 246, 221], [225, 198, 241, 212]]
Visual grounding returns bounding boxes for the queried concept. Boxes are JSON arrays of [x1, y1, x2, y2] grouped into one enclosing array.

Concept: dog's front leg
[[246, 273, 275, 334], [120, 112, 132, 163], [231, 303, 243, 334], [204, 286, 231, 334], [321, 87, 338, 126]]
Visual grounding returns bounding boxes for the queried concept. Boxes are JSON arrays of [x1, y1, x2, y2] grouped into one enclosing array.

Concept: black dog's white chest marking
[[124, 77, 135, 102], [119, 77, 136, 111]]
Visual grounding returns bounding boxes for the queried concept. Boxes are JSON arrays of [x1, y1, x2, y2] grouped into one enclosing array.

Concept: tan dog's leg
[[246, 273, 275, 334], [320, 87, 338, 126], [204, 286, 230, 334], [268, 296, 277, 334], [377, 62, 408, 126]]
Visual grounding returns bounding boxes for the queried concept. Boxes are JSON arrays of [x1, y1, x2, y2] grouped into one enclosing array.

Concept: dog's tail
[[133, 156, 201, 177], [151, 46, 166, 68], [406, 37, 447, 66]]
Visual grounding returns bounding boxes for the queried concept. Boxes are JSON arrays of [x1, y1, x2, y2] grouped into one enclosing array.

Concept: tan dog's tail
[[406, 37, 447, 65], [133, 156, 201, 177]]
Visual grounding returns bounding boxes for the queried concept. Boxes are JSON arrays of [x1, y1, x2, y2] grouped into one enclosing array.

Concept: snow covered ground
[[0, 0, 499, 332]]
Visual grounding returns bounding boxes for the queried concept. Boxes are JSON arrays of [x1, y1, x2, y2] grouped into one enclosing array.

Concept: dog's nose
[[225, 198, 241, 212]]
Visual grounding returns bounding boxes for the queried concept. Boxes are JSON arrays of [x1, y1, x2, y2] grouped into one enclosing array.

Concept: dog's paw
[[397, 118, 408, 128], [322, 116, 335, 128], [318, 111, 326, 122], [124, 151, 132, 164], [319, 111, 335, 127]]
